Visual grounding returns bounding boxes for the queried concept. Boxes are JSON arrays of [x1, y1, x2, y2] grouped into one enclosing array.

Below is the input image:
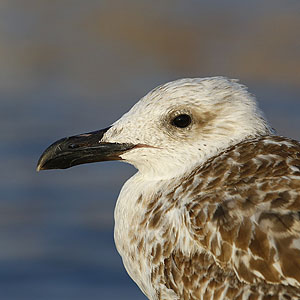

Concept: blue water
[[1, 90, 146, 299]]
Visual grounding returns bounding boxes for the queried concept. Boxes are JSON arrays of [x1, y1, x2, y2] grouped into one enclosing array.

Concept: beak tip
[[36, 159, 45, 172], [36, 154, 47, 172]]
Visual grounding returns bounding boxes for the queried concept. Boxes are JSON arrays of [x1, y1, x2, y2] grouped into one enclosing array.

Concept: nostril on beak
[[68, 144, 80, 149]]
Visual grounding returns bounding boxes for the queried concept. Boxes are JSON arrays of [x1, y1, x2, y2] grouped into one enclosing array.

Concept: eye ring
[[171, 114, 192, 128]]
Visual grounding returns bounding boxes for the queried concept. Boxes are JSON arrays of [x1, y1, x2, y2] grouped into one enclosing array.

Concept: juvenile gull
[[37, 77, 300, 300]]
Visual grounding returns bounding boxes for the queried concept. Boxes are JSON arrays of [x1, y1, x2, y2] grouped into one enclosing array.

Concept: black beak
[[36, 127, 135, 171]]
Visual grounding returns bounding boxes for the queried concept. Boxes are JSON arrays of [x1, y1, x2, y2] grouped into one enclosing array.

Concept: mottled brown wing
[[185, 136, 300, 287]]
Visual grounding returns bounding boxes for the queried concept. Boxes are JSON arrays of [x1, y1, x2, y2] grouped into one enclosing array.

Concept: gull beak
[[36, 127, 135, 171]]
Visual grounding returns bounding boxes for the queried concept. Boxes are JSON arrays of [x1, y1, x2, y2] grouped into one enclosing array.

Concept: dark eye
[[171, 114, 192, 128]]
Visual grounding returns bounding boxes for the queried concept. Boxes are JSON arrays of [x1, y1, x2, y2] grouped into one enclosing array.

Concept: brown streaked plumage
[[123, 136, 300, 299], [37, 77, 300, 299]]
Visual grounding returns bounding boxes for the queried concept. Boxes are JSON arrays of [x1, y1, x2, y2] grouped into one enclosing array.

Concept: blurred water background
[[1, 1, 300, 299]]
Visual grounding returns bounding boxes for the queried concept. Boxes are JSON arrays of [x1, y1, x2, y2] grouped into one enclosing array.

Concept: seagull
[[37, 77, 300, 300]]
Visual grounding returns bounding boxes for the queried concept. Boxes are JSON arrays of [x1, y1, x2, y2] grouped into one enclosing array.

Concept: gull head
[[37, 77, 272, 179]]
